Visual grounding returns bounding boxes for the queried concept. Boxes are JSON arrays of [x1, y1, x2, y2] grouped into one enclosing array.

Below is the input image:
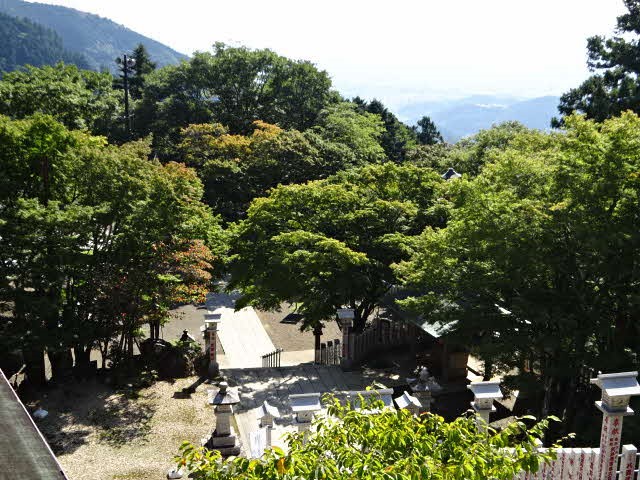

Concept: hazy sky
[[33, 0, 626, 107]]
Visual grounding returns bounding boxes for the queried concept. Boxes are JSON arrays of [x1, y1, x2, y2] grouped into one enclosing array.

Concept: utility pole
[[119, 54, 135, 137]]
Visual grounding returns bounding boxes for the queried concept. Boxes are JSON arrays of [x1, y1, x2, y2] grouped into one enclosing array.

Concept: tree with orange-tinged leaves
[[180, 119, 366, 222], [0, 115, 223, 381]]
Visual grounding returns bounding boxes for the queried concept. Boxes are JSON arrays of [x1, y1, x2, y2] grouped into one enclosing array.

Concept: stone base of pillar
[[204, 427, 241, 457]]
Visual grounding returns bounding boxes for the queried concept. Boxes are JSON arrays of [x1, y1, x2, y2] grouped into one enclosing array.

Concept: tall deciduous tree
[[353, 97, 418, 162], [310, 102, 387, 165], [555, 0, 640, 123], [179, 120, 369, 222], [0, 63, 122, 138], [135, 44, 336, 159], [0, 114, 220, 384], [228, 163, 445, 332], [398, 113, 640, 438]]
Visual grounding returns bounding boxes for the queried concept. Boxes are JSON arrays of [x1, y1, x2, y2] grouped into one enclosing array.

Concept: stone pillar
[[215, 403, 232, 436], [204, 312, 222, 379], [619, 445, 638, 480], [467, 380, 502, 435], [337, 308, 355, 370], [313, 324, 323, 364], [265, 425, 273, 448], [590, 371, 640, 480]]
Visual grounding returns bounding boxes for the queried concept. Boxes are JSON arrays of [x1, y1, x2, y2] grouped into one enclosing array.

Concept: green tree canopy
[[310, 102, 387, 165], [0, 114, 220, 384], [136, 44, 336, 159], [176, 396, 558, 480], [397, 113, 640, 439], [555, 0, 640, 123], [408, 121, 536, 177], [0, 62, 122, 138], [353, 97, 418, 162], [179, 120, 370, 222], [228, 163, 446, 331]]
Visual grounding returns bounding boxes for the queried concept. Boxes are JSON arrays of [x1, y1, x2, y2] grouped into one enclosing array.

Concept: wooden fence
[[314, 317, 424, 366], [316, 339, 341, 365]]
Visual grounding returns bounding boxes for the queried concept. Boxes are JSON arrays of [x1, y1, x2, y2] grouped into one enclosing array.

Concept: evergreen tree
[[114, 43, 156, 99], [352, 97, 418, 162], [129, 43, 156, 98], [414, 115, 444, 145], [554, 0, 640, 124]]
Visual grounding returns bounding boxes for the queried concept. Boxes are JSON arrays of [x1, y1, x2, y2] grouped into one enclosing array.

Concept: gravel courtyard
[[31, 376, 211, 480]]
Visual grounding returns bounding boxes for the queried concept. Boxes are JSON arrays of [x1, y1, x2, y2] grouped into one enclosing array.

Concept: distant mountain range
[[0, 0, 187, 72], [0, 0, 560, 143], [0, 11, 90, 71], [397, 95, 561, 142]]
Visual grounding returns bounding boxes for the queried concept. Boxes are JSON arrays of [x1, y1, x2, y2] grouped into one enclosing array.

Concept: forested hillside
[[0, 0, 187, 71], [0, 12, 88, 71]]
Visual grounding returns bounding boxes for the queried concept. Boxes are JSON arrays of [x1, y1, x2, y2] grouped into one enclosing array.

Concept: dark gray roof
[[0, 369, 68, 479], [442, 168, 462, 180], [408, 316, 458, 339]]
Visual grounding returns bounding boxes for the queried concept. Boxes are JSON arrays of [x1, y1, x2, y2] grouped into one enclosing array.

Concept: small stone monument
[[467, 379, 502, 434], [257, 400, 280, 448], [407, 366, 441, 412], [257, 400, 280, 428], [395, 391, 422, 416], [290, 393, 322, 443], [205, 382, 241, 456]]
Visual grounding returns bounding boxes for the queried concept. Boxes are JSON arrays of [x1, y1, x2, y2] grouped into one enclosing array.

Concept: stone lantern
[[257, 400, 280, 448], [204, 311, 223, 379], [590, 371, 640, 480], [467, 379, 502, 433], [407, 367, 441, 412], [337, 308, 355, 370], [290, 393, 322, 443], [257, 400, 280, 428], [395, 391, 422, 416], [591, 371, 640, 414], [205, 382, 241, 456]]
